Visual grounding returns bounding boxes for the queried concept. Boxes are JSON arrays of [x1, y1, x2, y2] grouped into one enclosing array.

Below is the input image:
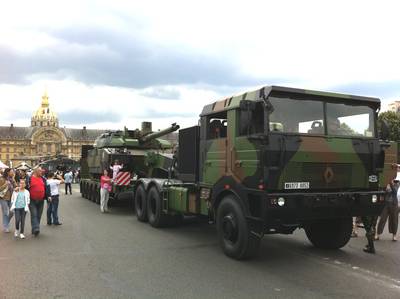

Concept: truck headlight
[[278, 197, 285, 206], [372, 195, 378, 203]]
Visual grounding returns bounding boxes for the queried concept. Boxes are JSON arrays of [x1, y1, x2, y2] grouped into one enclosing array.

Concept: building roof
[[62, 127, 106, 141], [0, 124, 106, 141], [0, 125, 36, 140]]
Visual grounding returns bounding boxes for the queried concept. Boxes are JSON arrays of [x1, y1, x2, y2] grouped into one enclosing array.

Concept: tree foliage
[[378, 111, 400, 141]]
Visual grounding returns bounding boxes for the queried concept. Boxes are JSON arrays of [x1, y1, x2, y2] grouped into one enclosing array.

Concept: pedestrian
[[26, 166, 51, 237], [375, 176, 400, 241], [10, 179, 30, 239], [0, 168, 17, 233], [110, 160, 123, 181], [46, 172, 64, 226], [16, 169, 27, 183], [100, 169, 112, 213], [64, 170, 73, 195]]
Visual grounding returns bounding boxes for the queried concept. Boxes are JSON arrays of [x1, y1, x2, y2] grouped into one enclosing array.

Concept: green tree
[[378, 111, 400, 141]]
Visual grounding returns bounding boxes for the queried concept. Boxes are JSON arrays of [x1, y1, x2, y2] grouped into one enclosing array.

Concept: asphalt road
[[1, 185, 400, 299]]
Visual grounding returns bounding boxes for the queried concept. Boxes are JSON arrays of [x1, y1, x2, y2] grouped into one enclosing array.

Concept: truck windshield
[[268, 97, 375, 138]]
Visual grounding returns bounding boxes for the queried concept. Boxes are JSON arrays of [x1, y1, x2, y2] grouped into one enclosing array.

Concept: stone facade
[[388, 101, 400, 113], [0, 92, 106, 166]]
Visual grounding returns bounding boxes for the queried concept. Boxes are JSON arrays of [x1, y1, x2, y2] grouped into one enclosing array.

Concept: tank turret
[[93, 122, 179, 150]]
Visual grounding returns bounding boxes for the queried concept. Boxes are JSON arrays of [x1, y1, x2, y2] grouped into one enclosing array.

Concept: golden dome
[[31, 91, 59, 127]]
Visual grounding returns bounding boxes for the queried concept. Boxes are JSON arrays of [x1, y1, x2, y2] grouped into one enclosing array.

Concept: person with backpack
[[26, 166, 51, 237]]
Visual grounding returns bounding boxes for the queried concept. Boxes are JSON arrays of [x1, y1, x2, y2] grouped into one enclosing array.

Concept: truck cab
[[193, 86, 395, 258]]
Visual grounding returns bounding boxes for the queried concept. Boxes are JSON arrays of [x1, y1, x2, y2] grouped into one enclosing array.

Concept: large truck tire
[[147, 186, 169, 228], [135, 184, 148, 222], [304, 217, 352, 249], [216, 195, 260, 260]]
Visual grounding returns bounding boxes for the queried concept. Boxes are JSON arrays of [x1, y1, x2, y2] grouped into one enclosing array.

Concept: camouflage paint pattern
[[198, 86, 389, 215]]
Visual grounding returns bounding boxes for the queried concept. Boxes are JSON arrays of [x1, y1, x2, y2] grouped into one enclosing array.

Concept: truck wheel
[[135, 184, 148, 222], [305, 217, 352, 249], [216, 195, 260, 260], [147, 186, 168, 228]]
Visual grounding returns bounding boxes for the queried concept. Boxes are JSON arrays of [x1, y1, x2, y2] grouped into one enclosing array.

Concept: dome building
[[31, 91, 59, 127], [0, 92, 106, 167]]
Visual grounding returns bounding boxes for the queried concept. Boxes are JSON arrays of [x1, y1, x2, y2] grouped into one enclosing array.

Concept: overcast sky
[[1, 0, 399, 130]]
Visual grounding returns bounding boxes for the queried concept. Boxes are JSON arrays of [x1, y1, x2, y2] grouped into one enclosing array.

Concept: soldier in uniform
[[362, 215, 378, 253]]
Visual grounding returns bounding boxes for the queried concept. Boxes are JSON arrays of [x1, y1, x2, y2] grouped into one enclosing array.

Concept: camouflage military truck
[[80, 122, 179, 205], [133, 85, 396, 260]]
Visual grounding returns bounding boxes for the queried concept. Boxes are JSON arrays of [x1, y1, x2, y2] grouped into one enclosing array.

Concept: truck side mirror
[[379, 120, 390, 140]]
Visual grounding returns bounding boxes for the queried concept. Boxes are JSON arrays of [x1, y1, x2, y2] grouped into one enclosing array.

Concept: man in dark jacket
[[26, 166, 51, 236]]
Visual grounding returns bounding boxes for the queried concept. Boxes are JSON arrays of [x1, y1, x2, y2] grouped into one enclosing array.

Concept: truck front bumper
[[245, 190, 386, 233]]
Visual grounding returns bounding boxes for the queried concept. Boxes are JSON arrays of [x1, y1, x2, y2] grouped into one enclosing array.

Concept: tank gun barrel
[[139, 123, 180, 144]]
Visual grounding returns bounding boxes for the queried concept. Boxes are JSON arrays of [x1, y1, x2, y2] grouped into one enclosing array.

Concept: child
[[110, 160, 123, 181], [10, 179, 30, 239]]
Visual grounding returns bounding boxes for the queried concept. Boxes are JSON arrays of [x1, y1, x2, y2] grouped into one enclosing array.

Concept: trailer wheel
[[147, 186, 169, 228], [81, 182, 86, 198], [90, 184, 95, 202], [305, 217, 352, 249], [95, 184, 100, 205], [84, 182, 89, 199], [216, 195, 260, 260], [135, 184, 148, 222]]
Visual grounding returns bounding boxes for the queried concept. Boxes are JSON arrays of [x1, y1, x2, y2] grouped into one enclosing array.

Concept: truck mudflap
[[245, 216, 265, 239], [265, 190, 386, 223]]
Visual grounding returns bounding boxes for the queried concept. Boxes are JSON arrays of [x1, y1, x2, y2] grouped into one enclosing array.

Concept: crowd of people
[[0, 166, 78, 239]]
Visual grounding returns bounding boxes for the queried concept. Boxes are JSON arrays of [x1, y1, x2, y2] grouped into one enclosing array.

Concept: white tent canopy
[[0, 160, 9, 169]]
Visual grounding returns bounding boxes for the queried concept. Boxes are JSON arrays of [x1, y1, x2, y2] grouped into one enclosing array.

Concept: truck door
[[231, 103, 264, 187], [200, 111, 228, 185]]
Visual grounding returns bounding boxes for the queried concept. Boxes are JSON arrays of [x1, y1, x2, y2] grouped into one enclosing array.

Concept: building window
[[47, 144, 51, 153]]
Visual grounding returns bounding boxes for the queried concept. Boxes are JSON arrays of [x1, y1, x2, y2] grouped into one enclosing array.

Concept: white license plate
[[284, 182, 310, 189]]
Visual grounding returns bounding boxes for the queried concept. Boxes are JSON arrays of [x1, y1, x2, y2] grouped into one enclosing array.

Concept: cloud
[[58, 110, 121, 125], [6, 110, 32, 120], [329, 81, 400, 99], [0, 26, 268, 89], [135, 108, 194, 119], [140, 86, 181, 100]]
